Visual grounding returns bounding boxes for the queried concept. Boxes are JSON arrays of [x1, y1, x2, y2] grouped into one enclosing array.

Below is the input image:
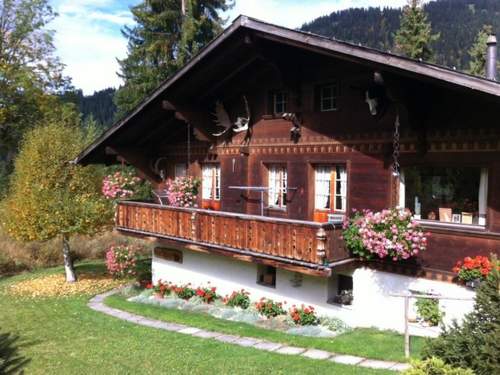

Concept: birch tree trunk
[[62, 234, 77, 283]]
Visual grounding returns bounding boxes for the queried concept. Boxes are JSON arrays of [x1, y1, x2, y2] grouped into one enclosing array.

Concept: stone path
[[88, 290, 410, 372]]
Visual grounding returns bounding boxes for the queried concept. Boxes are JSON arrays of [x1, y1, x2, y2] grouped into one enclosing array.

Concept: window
[[154, 248, 183, 263], [273, 91, 288, 114], [314, 165, 347, 212], [400, 166, 488, 226], [268, 165, 287, 208], [175, 163, 187, 178], [257, 265, 276, 287], [327, 274, 353, 306], [202, 164, 221, 201], [320, 83, 338, 111]]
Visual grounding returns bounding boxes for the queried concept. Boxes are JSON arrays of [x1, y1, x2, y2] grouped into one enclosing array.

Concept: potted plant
[[452, 255, 494, 289]]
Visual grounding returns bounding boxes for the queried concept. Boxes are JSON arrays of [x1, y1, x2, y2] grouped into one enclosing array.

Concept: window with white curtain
[[315, 165, 347, 212], [268, 165, 287, 208], [202, 164, 220, 200]]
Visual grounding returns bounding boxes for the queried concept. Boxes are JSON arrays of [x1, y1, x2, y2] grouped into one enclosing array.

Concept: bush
[[342, 208, 428, 260], [289, 305, 319, 326], [105, 244, 138, 278], [423, 266, 500, 375], [172, 284, 195, 300], [224, 289, 251, 309], [195, 286, 219, 304], [254, 298, 286, 318], [415, 298, 444, 326], [403, 357, 474, 375]]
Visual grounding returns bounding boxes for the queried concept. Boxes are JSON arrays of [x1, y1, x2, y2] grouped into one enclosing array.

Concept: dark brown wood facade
[[78, 16, 500, 278]]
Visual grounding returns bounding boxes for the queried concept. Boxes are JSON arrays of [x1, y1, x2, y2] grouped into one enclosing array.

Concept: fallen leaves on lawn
[[7, 273, 128, 298]]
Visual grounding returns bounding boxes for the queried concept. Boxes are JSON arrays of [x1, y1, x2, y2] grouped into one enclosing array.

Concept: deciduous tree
[[1, 108, 112, 282]]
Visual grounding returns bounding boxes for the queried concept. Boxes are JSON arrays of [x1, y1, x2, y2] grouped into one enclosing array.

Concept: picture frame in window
[[451, 214, 461, 223]]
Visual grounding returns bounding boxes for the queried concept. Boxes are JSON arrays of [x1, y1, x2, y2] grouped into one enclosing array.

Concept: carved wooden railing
[[116, 201, 350, 266]]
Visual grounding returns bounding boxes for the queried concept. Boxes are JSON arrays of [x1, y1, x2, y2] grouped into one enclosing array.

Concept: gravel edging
[[88, 289, 410, 372]]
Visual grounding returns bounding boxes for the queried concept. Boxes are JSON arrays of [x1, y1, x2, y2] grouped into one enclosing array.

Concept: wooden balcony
[[115, 201, 352, 276]]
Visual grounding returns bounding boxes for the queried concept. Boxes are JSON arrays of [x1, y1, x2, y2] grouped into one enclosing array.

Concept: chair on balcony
[[152, 189, 169, 206]]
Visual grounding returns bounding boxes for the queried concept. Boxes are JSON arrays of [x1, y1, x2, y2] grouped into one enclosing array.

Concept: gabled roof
[[76, 15, 500, 165]]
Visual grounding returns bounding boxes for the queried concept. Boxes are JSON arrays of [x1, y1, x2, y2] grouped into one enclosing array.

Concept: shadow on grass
[[0, 330, 31, 374]]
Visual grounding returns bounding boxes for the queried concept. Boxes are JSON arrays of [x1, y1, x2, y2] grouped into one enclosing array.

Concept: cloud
[[49, 0, 136, 94]]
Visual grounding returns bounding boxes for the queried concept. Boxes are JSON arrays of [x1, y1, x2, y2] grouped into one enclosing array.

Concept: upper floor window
[[273, 91, 288, 114], [268, 165, 287, 209], [319, 83, 338, 111], [175, 163, 187, 178], [202, 164, 220, 201], [400, 166, 488, 226], [315, 165, 347, 212]]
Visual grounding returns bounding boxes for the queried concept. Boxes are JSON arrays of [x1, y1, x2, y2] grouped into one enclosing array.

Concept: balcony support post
[[191, 211, 197, 241], [316, 227, 327, 264]]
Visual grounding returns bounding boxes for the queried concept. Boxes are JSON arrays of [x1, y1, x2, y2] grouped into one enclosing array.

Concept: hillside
[[301, 0, 500, 71], [61, 88, 117, 129]]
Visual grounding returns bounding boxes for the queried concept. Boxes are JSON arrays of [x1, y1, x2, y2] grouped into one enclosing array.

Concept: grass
[[0, 262, 395, 375], [106, 294, 425, 363]]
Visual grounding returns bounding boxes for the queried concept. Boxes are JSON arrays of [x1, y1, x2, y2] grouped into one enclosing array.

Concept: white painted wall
[[152, 249, 476, 333]]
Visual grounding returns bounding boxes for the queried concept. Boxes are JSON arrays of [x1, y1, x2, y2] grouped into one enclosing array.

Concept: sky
[[49, 0, 413, 95]]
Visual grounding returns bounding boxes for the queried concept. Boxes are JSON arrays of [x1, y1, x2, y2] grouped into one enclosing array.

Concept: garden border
[[88, 288, 410, 372]]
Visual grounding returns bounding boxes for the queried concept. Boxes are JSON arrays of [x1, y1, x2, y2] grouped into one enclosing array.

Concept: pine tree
[[423, 263, 500, 375], [114, 0, 231, 118], [394, 0, 440, 61], [468, 25, 496, 77]]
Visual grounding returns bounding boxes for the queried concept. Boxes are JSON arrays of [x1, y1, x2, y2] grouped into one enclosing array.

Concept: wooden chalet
[[77, 16, 500, 330]]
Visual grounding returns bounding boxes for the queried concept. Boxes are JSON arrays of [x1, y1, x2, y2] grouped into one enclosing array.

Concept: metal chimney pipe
[[486, 34, 497, 81]]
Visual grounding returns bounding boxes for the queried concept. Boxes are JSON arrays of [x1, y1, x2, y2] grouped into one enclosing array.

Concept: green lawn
[[0, 262, 396, 374], [107, 294, 424, 363]]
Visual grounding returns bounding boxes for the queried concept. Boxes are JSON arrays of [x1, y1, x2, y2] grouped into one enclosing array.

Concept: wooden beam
[[111, 147, 161, 183], [161, 100, 214, 142]]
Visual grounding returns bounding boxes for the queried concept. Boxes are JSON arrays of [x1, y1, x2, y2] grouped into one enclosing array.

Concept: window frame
[[174, 163, 187, 178], [268, 165, 287, 209], [273, 91, 288, 114], [398, 166, 489, 228], [202, 164, 221, 201], [319, 83, 339, 112], [314, 165, 347, 213]]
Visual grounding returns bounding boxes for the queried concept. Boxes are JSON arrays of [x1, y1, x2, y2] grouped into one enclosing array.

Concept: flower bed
[[127, 282, 350, 338]]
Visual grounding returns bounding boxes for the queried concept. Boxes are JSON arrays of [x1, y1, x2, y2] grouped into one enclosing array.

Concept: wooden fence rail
[[116, 201, 349, 265]]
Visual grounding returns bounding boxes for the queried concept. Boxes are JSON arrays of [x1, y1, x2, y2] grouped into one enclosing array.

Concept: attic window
[[273, 91, 288, 114], [319, 83, 338, 111]]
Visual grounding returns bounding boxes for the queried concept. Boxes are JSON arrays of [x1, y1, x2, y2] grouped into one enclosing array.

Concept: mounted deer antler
[[212, 96, 251, 136]]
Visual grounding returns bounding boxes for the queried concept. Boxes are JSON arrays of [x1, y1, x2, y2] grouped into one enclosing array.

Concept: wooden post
[[404, 295, 410, 359], [316, 227, 327, 264]]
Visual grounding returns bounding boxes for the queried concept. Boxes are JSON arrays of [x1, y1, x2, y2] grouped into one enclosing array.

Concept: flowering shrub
[[342, 208, 428, 261], [105, 244, 137, 278], [224, 289, 251, 309], [195, 286, 219, 303], [172, 284, 195, 300], [289, 305, 319, 326], [255, 298, 286, 318], [102, 170, 141, 200], [164, 176, 200, 207], [153, 279, 172, 297], [452, 255, 495, 282]]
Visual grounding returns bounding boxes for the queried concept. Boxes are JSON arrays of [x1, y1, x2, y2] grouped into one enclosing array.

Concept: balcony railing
[[116, 201, 351, 270]]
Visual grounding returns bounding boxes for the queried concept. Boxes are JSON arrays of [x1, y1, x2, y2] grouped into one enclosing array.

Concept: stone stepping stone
[[330, 354, 365, 365], [302, 349, 332, 360], [193, 330, 221, 339], [253, 341, 283, 352], [213, 334, 240, 343], [234, 337, 262, 347], [275, 346, 306, 355], [391, 363, 411, 371], [178, 327, 201, 335], [359, 359, 398, 370]]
